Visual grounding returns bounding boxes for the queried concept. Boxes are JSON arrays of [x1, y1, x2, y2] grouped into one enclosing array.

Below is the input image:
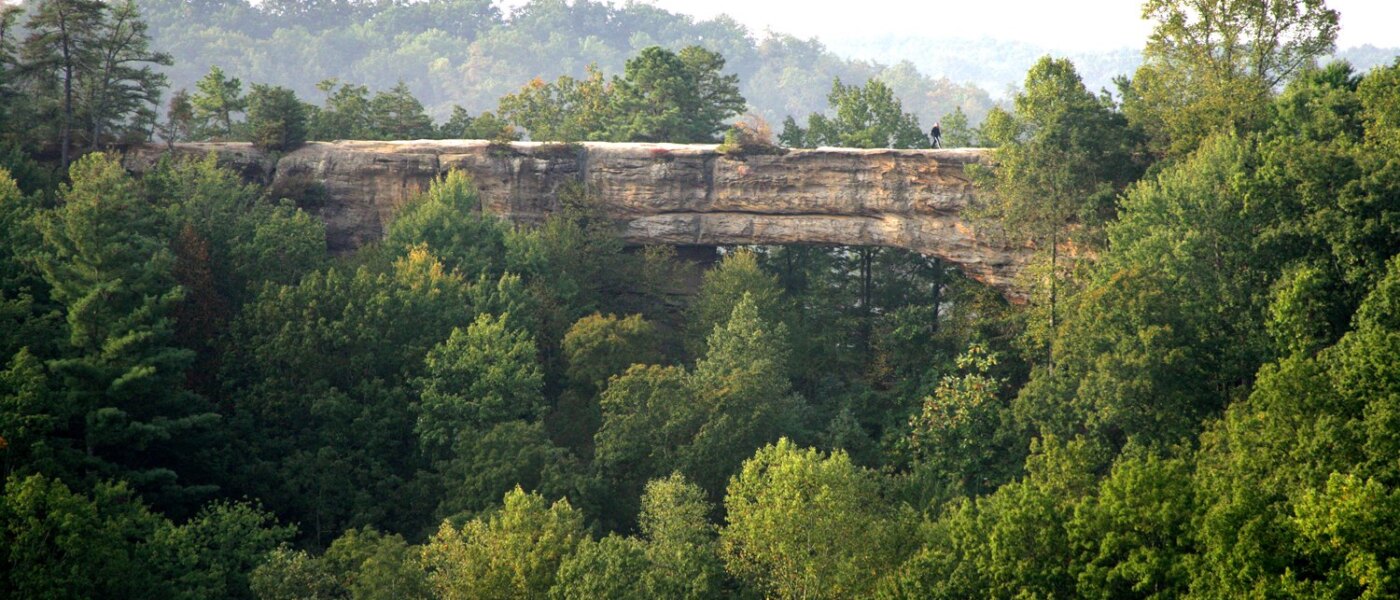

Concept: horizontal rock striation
[[124, 140, 1031, 301]]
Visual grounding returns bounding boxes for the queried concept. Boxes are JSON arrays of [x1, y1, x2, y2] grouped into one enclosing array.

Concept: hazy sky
[[498, 0, 1400, 52]]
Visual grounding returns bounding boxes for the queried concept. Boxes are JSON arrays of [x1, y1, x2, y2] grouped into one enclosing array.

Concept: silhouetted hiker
[[930, 122, 942, 149]]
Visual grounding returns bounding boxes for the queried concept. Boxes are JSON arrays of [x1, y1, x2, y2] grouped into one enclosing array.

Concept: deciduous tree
[[803, 78, 926, 149], [722, 439, 917, 599], [384, 170, 506, 280], [1124, 0, 1339, 157], [562, 313, 661, 397], [497, 67, 612, 142], [221, 248, 471, 543], [414, 313, 544, 458], [421, 487, 586, 600], [972, 56, 1139, 367]]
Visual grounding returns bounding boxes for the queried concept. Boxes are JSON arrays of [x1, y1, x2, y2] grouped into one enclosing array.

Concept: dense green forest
[[3, 0, 1400, 598]]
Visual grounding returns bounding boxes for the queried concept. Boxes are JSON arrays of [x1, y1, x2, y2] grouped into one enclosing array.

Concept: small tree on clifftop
[[245, 84, 306, 152]]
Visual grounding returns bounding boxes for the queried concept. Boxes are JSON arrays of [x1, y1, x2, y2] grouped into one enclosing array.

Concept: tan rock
[[124, 140, 1031, 302]]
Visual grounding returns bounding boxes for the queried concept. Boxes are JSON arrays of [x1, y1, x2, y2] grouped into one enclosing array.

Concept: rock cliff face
[[124, 140, 1031, 301]]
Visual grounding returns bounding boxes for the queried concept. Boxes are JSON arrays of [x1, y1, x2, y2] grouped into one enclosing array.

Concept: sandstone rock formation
[[124, 140, 1031, 301]]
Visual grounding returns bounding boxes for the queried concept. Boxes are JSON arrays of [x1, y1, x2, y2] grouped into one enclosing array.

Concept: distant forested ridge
[[131, 0, 995, 128], [4, 0, 1400, 597], [829, 34, 1399, 97]]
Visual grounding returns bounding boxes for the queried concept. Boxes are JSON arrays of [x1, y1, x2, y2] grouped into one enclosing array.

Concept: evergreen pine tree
[[20, 0, 106, 166], [33, 154, 218, 510], [369, 81, 434, 140]]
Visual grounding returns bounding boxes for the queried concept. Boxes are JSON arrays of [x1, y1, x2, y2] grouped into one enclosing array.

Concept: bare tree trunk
[[929, 257, 944, 331], [58, 6, 73, 168], [860, 247, 873, 354], [90, 6, 137, 151], [1049, 227, 1058, 373]]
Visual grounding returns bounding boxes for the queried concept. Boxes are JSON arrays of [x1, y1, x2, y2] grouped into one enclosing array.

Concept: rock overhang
[[123, 140, 1031, 302]]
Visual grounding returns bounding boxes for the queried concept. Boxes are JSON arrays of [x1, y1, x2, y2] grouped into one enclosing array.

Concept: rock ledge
[[124, 140, 1031, 301]]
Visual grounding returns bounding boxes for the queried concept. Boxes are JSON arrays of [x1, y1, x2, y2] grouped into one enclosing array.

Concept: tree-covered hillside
[[131, 0, 995, 128], [828, 34, 1399, 98], [3, 0, 1400, 598]]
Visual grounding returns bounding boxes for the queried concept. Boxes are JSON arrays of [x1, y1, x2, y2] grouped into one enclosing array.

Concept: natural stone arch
[[124, 140, 1032, 301]]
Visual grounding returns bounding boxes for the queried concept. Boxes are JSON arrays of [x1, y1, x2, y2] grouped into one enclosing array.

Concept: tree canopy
[[3, 1, 1400, 598]]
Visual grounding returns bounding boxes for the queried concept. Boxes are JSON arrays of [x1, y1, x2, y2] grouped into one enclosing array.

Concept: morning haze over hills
[[827, 34, 1400, 97], [135, 0, 1001, 127], [135, 0, 1399, 129], [5, 0, 1400, 597]]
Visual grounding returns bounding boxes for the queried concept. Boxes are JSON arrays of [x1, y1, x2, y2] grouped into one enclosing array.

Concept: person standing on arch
[[929, 121, 942, 149]]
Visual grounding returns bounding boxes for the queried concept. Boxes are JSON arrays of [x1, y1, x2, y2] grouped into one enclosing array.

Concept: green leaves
[[308, 79, 370, 140], [415, 313, 544, 457], [794, 78, 927, 149], [685, 248, 784, 358], [974, 56, 1137, 251], [421, 487, 586, 600], [20, 0, 109, 165], [28, 154, 216, 509], [245, 84, 307, 152], [6, 17, 1400, 596], [150, 500, 296, 600], [592, 291, 803, 525], [556, 474, 726, 599], [497, 46, 745, 143], [1068, 451, 1194, 599], [1286, 473, 1400, 598], [368, 81, 434, 140], [2, 475, 163, 599], [222, 251, 474, 541], [192, 66, 246, 139], [561, 312, 661, 396], [970, 57, 1141, 375], [1141, 0, 1338, 88], [606, 47, 698, 143], [593, 364, 695, 522], [1128, 0, 1339, 157], [384, 170, 506, 281], [1188, 257, 1400, 596], [722, 439, 917, 599], [907, 344, 1017, 497], [2, 474, 292, 600], [684, 294, 803, 494], [252, 526, 430, 600], [550, 534, 650, 600], [879, 436, 1110, 599], [82, 0, 171, 148], [496, 67, 612, 142]]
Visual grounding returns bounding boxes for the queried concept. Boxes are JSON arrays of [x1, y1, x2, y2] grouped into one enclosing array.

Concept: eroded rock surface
[[124, 140, 1030, 301]]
